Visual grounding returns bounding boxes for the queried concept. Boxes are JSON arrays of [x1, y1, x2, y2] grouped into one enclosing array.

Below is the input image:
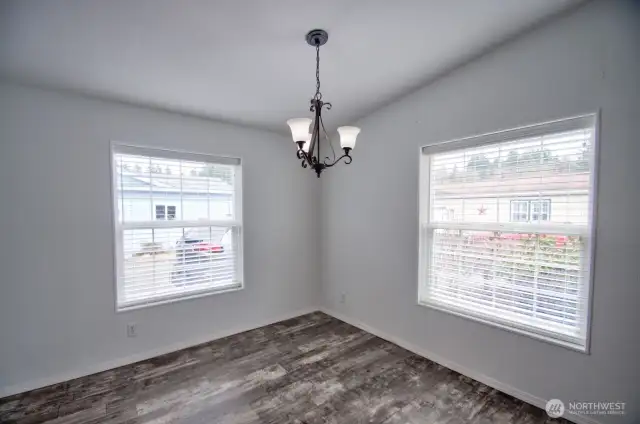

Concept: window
[[155, 205, 166, 220], [167, 206, 176, 220], [531, 200, 550, 222], [510, 200, 529, 222], [419, 115, 597, 351], [154, 205, 177, 220], [510, 199, 551, 222], [111, 144, 243, 310]]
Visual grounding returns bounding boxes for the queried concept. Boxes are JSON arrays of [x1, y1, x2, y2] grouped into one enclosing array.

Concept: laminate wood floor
[[0, 312, 568, 424]]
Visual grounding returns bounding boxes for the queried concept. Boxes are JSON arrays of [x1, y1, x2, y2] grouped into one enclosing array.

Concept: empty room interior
[[1, 1, 639, 423]]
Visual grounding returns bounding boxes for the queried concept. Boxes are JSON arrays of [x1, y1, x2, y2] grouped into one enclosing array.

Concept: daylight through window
[[112, 144, 243, 310], [419, 115, 597, 351]]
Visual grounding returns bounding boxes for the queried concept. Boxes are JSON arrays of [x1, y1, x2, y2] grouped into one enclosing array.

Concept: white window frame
[[110, 142, 244, 311], [418, 113, 599, 353]]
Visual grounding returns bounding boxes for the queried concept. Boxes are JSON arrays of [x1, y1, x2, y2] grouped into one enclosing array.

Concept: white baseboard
[[319, 307, 601, 424], [0, 306, 319, 398]]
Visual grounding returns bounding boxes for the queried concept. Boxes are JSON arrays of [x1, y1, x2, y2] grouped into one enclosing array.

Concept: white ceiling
[[0, 0, 583, 133]]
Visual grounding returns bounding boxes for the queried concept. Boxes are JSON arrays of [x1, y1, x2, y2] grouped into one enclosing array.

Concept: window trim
[[417, 113, 599, 353], [109, 142, 244, 312]]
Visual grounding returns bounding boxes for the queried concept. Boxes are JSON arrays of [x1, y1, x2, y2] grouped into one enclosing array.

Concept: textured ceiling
[[0, 0, 583, 133]]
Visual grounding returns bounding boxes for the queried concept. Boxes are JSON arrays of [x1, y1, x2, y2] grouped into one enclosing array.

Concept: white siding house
[[431, 171, 590, 227], [117, 173, 234, 255]]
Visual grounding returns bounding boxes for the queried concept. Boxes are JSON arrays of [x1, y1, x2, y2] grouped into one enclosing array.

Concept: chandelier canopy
[[287, 29, 361, 178]]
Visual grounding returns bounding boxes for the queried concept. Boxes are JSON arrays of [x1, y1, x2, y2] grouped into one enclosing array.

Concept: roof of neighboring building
[[118, 172, 233, 195], [433, 171, 590, 199]]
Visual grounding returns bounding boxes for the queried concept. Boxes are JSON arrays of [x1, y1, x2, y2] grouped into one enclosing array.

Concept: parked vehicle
[[171, 228, 231, 286]]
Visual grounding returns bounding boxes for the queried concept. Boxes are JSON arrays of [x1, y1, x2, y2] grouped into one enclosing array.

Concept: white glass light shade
[[301, 133, 311, 152], [337, 126, 361, 150], [287, 118, 312, 142]]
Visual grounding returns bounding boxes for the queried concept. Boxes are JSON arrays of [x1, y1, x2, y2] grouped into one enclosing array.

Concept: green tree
[[504, 150, 520, 168], [573, 142, 590, 171], [198, 165, 233, 184], [519, 149, 553, 165], [467, 154, 492, 178], [147, 164, 162, 174]]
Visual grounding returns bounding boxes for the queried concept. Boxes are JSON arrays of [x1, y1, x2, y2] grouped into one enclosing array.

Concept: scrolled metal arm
[[296, 146, 316, 169], [323, 148, 353, 168]]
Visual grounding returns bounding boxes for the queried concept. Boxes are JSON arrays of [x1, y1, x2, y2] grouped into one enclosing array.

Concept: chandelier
[[287, 29, 361, 178]]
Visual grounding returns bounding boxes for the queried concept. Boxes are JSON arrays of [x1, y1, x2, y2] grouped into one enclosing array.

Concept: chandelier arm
[[323, 152, 353, 168], [319, 114, 336, 163], [296, 147, 315, 168]]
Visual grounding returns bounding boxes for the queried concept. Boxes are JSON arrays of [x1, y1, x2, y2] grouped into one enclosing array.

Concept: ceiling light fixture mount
[[287, 29, 361, 178], [305, 29, 328, 47]]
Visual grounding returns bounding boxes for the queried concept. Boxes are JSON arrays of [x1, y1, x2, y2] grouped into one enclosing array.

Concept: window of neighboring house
[[531, 199, 551, 221], [155, 205, 166, 220], [419, 114, 597, 352], [155, 205, 177, 220], [510, 200, 529, 222], [510, 199, 551, 222], [167, 206, 176, 220], [112, 144, 243, 311]]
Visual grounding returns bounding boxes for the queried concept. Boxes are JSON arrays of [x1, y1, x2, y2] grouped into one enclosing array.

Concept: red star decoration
[[478, 204, 487, 215]]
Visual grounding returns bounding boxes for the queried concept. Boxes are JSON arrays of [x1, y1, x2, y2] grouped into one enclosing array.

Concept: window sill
[[417, 299, 589, 354], [117, 282, 243, 312]]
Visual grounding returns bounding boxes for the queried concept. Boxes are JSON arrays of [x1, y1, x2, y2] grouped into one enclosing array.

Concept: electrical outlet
[[340, 293, 347, 304], [126, 323, 137, 338]]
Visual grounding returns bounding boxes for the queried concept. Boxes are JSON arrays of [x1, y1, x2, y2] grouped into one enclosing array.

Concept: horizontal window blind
[[419, 115, 596, 351], [112, 145, 242, 310]]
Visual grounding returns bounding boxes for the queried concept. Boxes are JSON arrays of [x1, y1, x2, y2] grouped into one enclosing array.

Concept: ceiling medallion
[[286, 29, 361, 178]]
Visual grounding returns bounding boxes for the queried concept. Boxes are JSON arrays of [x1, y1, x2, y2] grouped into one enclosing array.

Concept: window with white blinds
[[418, 115, 597, 351], [111, 144, 243, 310]]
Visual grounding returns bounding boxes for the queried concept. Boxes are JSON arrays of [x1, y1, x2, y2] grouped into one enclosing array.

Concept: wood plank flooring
[[0, 312, 568, 424]]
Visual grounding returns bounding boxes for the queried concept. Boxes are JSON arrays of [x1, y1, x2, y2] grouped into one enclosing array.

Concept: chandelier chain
[[314, 44, 322, 100]]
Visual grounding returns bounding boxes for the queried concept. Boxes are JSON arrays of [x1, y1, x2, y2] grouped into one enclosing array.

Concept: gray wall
[[321, 1, 639, 423], [0, 82, 320, 395]]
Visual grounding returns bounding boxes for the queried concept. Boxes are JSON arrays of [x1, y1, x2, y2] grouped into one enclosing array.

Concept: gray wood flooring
[[0, 312, 568, 424]]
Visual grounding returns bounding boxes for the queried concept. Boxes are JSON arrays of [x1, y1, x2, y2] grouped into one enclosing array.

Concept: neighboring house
[[116, 172, 234, 255], [118, 173, 234, 222], [431, 171, 590, 226]]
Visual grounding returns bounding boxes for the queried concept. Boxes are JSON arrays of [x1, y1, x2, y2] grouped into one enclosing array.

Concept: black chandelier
[[287, 29, 361, 178]]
